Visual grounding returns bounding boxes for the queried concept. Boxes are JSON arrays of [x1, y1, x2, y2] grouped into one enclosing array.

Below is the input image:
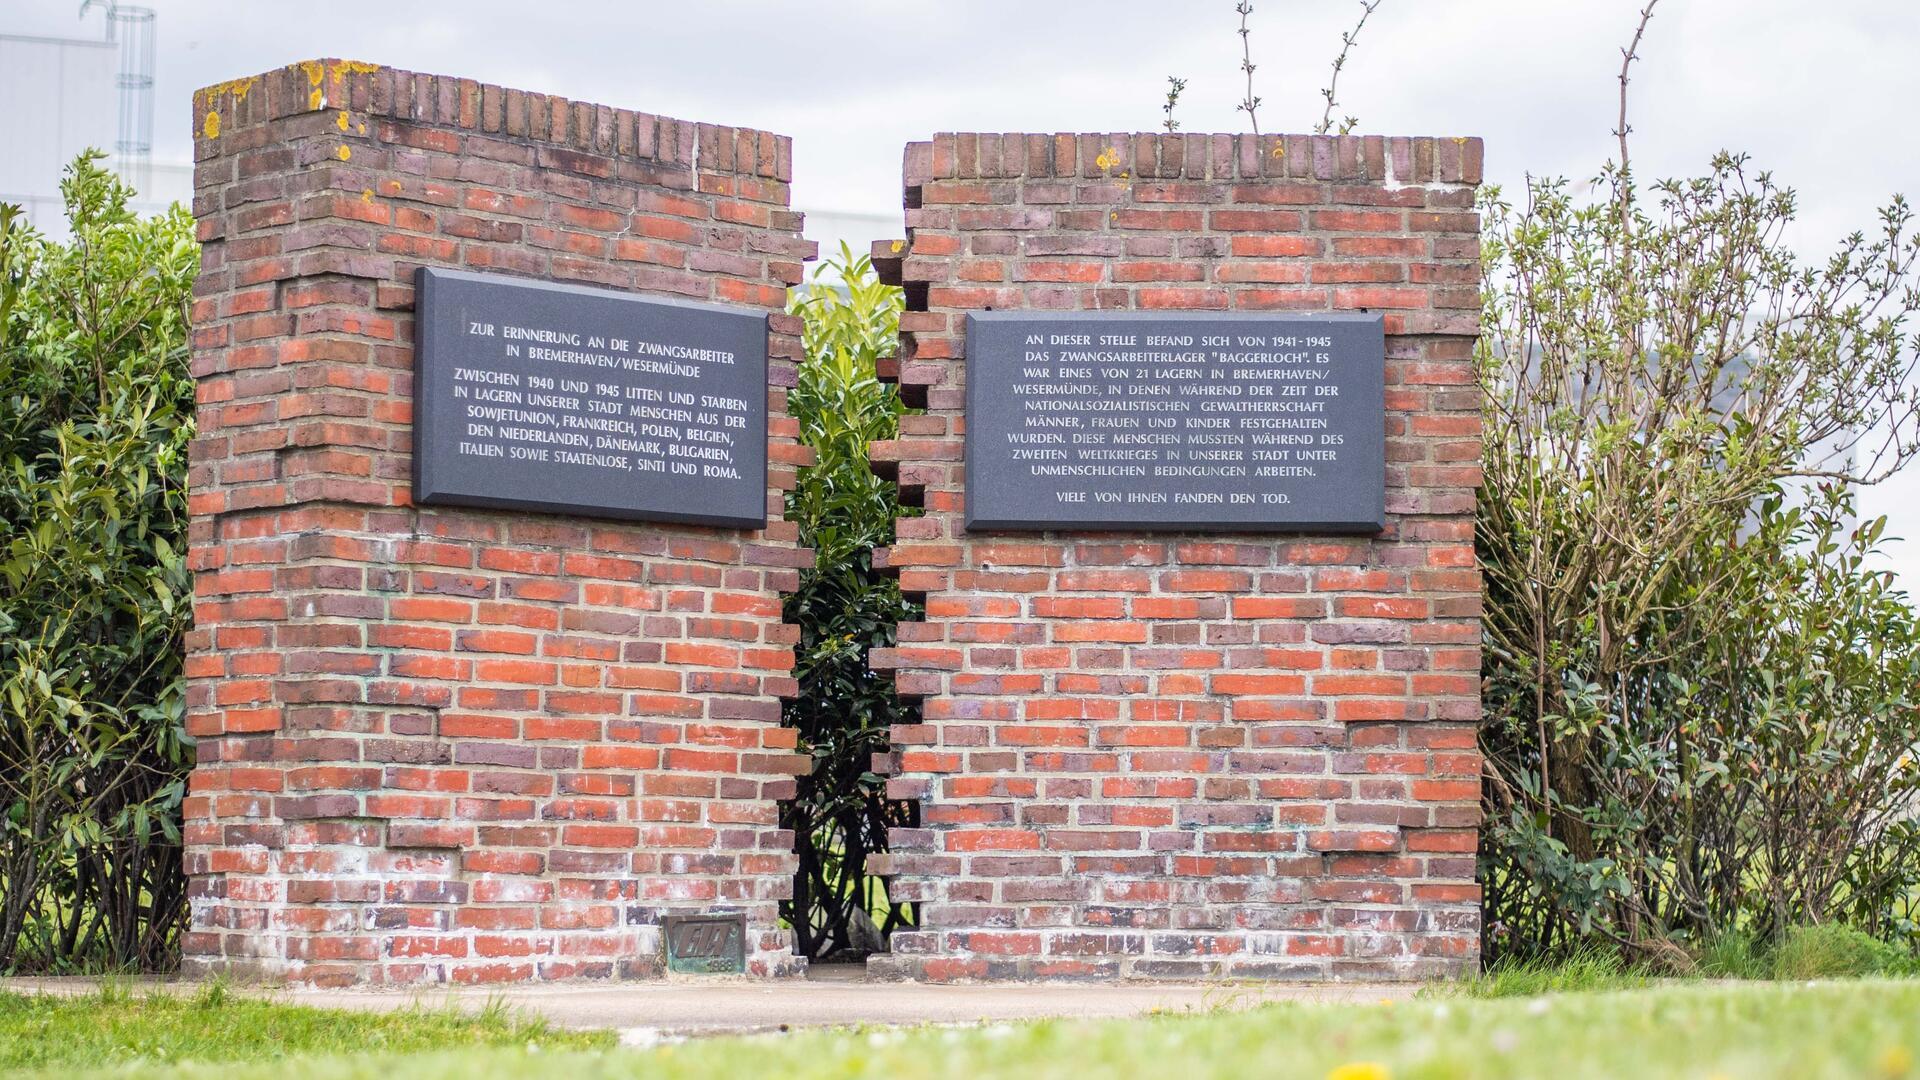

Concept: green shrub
[[1477, 150, 1920, 963], [0, 153, 196, 972], [778, 245, 918, 958]]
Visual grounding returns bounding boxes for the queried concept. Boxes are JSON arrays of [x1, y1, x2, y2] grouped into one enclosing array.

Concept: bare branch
[[1317, 0, 1384, 136], [1615, 1, 1660, 175], [1235, 1, 1261, 135]]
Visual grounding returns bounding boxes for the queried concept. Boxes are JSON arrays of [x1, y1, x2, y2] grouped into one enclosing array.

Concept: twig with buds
[[1163, 76, 1187, 132], [1235, 2, 1261, 135], [1316, 0, 1383, 136]]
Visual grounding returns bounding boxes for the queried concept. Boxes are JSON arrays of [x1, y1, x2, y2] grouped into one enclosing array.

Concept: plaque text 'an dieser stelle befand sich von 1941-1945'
[[964, 312, 1386, 533], [411, 268, 769, 529]]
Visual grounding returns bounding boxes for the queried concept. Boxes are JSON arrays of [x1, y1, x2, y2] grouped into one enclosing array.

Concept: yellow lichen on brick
[[297, 59, 382, 111], [337, 111, 352, 132], [337, 145, 352, 161], [194, 75, 258, 109], [361, 189, 374, 203], [890, 240, 904, 254], [1095, 146, 1122, 172], [194, 74, 258, 139]]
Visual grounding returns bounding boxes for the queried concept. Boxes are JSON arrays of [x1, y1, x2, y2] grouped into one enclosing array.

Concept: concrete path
[[2, 969, 1416, 1037]]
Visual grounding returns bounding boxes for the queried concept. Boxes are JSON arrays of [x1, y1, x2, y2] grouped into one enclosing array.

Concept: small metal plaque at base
[[663, 913, 747, 974]]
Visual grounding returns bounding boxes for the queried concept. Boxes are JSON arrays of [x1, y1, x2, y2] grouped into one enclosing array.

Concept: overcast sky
[[9, 0, 1920, 581]]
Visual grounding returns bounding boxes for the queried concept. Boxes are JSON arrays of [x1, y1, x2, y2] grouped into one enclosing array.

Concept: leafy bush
[[0, 153, 196, 971], [778, 245, 918, 959], [1477, 151, 1920, 963]]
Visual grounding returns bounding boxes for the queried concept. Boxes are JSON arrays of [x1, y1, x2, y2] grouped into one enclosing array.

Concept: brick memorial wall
[[183, 60, 814, 986], [183, 59, 1488, 987], [868, 132, 1485, 981]]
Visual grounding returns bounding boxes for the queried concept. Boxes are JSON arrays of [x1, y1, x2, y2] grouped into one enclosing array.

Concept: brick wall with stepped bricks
[[866, 131, 1485, 981], [184, 59, 814, 986]]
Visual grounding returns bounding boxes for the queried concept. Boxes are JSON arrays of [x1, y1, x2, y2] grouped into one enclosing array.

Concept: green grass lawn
[[0, 983, 612, 1074], [4, 979, 1918, 1080]]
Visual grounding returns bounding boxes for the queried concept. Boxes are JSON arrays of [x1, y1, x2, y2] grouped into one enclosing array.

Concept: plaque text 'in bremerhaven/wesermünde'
[[412, 267, 769, 528]]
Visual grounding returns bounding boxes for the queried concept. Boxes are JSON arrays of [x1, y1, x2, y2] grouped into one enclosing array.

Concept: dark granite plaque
[[662, 913, 747, 974], [965, 312, 1385, 532], [413, 268, 768, 529]]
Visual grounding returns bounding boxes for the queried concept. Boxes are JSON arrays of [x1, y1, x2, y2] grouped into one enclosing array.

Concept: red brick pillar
[[869, 133, 1483, 981], [183, 60, 813, 986]]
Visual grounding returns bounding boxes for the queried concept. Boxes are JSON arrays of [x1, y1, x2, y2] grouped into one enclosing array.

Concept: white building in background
[[0, 4, 189, 237], [1, 5, 888, 264]]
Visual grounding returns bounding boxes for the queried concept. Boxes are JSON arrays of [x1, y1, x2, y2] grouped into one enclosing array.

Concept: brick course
[[183, 60, 814, 986], [867, 132, 1484, 981]]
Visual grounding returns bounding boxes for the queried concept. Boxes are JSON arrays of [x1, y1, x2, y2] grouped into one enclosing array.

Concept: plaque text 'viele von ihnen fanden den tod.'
[[964, 312, 1385, 532]]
